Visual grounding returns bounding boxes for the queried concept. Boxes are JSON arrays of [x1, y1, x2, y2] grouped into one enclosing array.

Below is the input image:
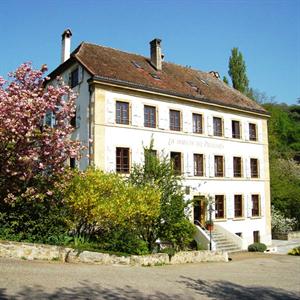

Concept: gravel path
[[0, 253, 299, 299]]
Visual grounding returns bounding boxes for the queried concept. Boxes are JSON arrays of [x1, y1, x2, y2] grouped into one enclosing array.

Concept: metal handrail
[[194, 220, 206, 231]]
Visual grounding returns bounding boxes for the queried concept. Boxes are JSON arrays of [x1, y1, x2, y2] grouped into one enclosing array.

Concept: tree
[[0, 63, 82, 202], [223, 76, 229, 84], [228, 47, 250, 95], [129, 142, 195, 251]]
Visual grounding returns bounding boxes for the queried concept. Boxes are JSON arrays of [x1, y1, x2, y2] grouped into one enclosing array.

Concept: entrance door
[[193, 196, 206, 226]]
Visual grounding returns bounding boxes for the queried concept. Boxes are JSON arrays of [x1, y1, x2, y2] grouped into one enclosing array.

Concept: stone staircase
[[205, 229, 242, 252]]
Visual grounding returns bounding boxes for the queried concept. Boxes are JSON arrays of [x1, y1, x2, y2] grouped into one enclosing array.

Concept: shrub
[[248, 242, 267, 252], [271, 205, 297, 234], [288, 246, 300, 256]]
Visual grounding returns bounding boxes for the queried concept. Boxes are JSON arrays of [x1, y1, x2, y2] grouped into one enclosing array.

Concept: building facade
[[48, 30, 272, 248]]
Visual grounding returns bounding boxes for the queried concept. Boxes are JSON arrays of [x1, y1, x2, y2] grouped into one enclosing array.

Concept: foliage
[[288, 246, 300, 256], [222, 76, 229, 84], [228, 47, 250, 95], [0, 63, 82, 202], [271, 206, 297, 234], [262, 102, 300, 226], [64, 168, 160, 254], [129, 142, 196, 251], [248, 242, 267, 252], [0, 176, 69, 244]]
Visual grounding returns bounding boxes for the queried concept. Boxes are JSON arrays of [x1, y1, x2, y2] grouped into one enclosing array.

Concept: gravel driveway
[[0, 253, 299, 299]]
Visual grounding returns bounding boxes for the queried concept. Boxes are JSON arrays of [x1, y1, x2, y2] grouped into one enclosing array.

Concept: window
[[144, 105, 156, 128], [249, 123, 257, 141], [70, 68, 79, 88], [235, 232, 242, 237], [232, 120, 241, 139], [250, 158, 259, 178], [170, 152, 182, 175], [193, 113, 203, 134], [252, 195, 260, 217], [70, 157, 76, 169], [215, 195, 225, 219], [194, 154, 204, 176], [214, 155, 224, 177], [116, 147, 130, 173], [253, 231, 260, 243], [234, 195, 243, 218], [213, 117, 223, 136], [169, 110, 181, 131], [116, 101, 129, 125], [233, 157, 242, 177]]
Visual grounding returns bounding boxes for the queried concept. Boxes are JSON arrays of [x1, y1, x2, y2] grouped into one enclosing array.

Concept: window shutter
[[245, 157, 250, 178], [78, 66, 83, 83], [207, 116, 213, 136], [247, 194, 252, 217], [51, 112, 56, 127], [224, 119, 231, 138], [260, 194, 265, 217], [259, 159, 263, 179], [186, 152, 192, 176], [225, 155, 232, 178], [106, 146, 115, 172], [227, 194, 234, 219], [131, 102, 140, 127], [257, 123, 263, 142], [209, 154, 214, 177], [244, 121, 249, 141], [75, 104, 81, 128], [159, 107, 168, 130], [182, 111, 191, 133], [106, 98, 115, 124]]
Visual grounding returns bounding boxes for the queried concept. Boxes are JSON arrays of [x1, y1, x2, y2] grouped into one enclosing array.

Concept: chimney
[[150, 38, 162, 71], [61, 29, 72, 63]]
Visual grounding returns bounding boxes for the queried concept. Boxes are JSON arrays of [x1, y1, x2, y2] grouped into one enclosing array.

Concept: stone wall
[[272, 231, 300, 241], [0, 240, 228, 266]]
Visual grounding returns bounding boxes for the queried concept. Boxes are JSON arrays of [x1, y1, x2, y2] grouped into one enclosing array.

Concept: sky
[[0, 0, 299, 105]]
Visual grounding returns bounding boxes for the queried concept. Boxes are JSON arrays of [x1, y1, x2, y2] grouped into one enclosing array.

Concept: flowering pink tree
[[0, 63, 81, 201]]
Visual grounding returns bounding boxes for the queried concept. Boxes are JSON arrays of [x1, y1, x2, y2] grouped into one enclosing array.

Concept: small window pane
[[250, 158, 259, 178], [171, 152, 182, 174], [234, 195, 243, 218], [193, 114, 203, 134], [215, 195, 225, 219], [233, 157, 242, 177], [194, 154, 204, 176], [214, 155, 224, 177], [232, 120, 241, 139], [249, 123, 257, 141], [116, 101, 129, 125], [70, 68, 79, 88], [144, 105, 156, 128], [213, 117, 223, 136], [252, 195, 260, 216], [170, 110, 181, 131], [116, 147, 130, 173]]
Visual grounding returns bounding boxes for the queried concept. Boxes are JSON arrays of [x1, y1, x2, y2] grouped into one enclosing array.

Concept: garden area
[[0, 63, 195, 256]]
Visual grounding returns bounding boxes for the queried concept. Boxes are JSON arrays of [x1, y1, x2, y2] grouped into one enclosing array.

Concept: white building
[[48, 30, 271, 250]]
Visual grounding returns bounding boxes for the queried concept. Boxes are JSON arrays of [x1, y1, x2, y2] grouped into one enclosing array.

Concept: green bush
[[248, 242, 267, 252], [288, 246, 300, 256]]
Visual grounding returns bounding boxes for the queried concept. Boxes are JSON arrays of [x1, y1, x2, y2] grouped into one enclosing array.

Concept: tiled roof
[[53, 42, 268, 115]]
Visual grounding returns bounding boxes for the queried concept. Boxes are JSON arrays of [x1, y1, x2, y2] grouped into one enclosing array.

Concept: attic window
[[200, 79, 208, 86], [131, 61, 142, 69], [186, 81, 201, 93], [150, 73, 160, 80]]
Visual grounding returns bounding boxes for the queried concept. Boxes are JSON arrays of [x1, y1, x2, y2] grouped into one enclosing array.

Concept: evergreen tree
[[223, 76, 229, 84], [228, 47, 250, 94]]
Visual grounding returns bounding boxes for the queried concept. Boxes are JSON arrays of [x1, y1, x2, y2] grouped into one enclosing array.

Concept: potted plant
[[205, 219, 214, 231]]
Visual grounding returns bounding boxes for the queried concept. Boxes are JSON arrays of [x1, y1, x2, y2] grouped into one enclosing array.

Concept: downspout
[[88, 83, 95, 166]]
